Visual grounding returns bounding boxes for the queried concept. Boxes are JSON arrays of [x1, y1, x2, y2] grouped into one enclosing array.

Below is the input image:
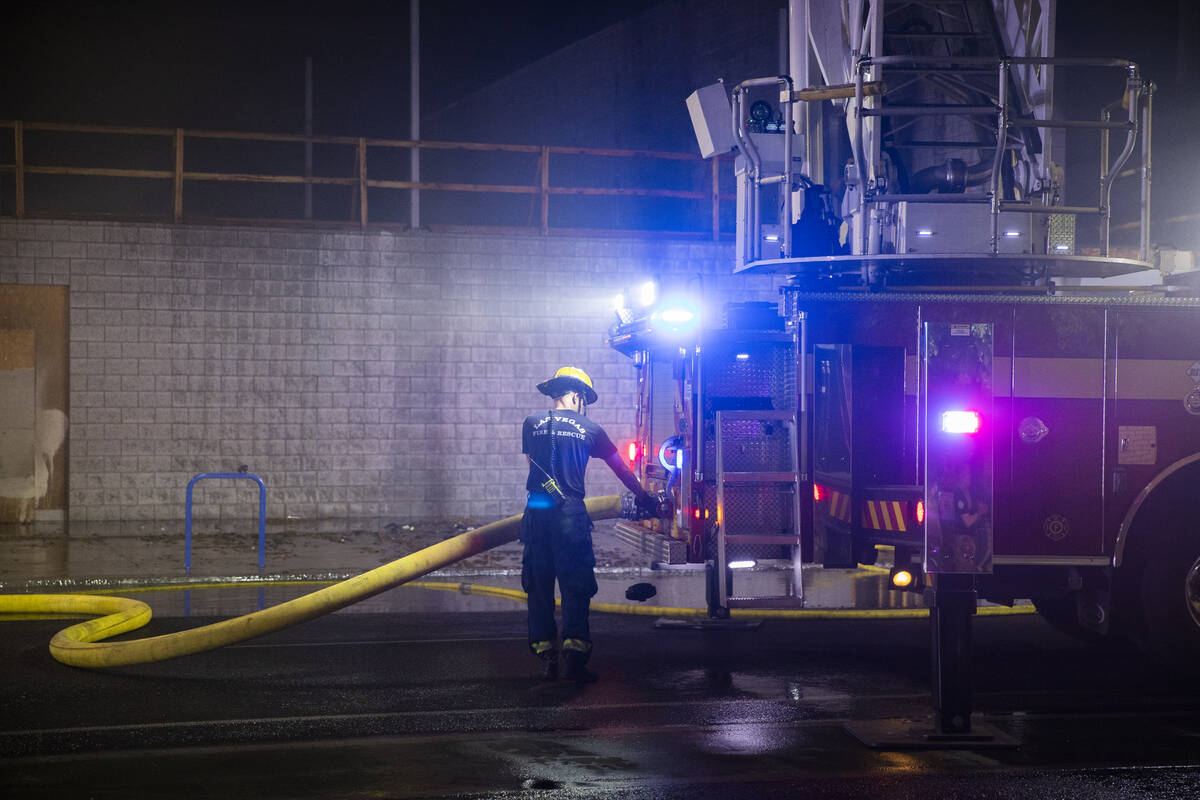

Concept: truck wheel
[[1138, 528, 1200, 667]]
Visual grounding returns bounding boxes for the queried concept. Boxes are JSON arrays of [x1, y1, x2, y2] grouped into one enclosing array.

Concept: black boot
[[563, 651, 598, 684]]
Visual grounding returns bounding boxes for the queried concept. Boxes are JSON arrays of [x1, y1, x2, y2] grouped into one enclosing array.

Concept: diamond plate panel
[[721, 417, 792, 471], [704, 342, 796, 410], [724, 485, 794, 536], [1049, 213, 1075, 256], [703, 417, 794, 475], [701, 484, 794, 561]]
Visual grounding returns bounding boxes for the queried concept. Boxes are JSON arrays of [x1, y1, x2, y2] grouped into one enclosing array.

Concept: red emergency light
[[914, 500, 925, 524], [626, 441, 640, 465], [940, 410, 981, 434], [813, 483, 824, 502]]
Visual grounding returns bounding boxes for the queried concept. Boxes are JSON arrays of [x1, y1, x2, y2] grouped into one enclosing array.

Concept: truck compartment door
[[1008, 305, 1106, 558]]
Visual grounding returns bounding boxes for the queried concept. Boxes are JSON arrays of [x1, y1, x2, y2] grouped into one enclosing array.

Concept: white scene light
[[639, 281, 657, 307], [660, 308, 695, 324]]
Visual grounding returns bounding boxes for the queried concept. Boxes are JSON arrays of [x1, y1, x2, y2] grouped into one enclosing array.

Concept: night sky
[[0, 0, 662, 135]]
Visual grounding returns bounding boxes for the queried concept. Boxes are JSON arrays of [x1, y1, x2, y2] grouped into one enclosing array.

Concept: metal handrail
[[731, 76, 796, 261], [0, 120, 733, 241], [850, 56, 1149, 261], [184, 472, 267, 574]]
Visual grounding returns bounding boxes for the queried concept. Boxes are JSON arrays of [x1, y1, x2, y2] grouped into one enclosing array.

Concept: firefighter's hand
[[635, 492, 659, 519]]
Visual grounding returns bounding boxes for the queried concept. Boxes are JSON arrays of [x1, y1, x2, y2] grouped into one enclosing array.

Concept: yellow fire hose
[[0, 493, 1033, 669], [0, 495, 623, 669], [405, 580, 1035, 620]]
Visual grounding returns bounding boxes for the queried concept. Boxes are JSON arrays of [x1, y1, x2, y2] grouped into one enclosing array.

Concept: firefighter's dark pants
[[521, 500, 598, 663]]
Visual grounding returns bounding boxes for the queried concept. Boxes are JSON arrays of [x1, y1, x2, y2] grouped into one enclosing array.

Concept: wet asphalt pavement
[[2, 607, 1200, 798]]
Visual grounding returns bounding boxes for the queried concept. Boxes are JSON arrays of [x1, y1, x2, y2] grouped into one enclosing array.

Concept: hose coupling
[[620, 492, 640, 519], [619, 490, 675, 521], [650, 489, 674, 521]]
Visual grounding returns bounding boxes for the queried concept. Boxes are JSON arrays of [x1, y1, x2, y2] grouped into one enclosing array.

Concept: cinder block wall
[[0, 220, 782, 523]]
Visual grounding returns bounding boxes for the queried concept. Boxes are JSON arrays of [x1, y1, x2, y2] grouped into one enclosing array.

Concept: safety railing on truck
[[851, 55, 1153, 261], [0, 121, 734, 241]]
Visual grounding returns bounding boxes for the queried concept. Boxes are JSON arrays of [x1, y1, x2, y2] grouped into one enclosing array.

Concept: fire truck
[[607, 0, 1198, 741]]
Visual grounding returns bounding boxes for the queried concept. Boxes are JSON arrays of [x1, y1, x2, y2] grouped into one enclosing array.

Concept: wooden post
[[173, 128, 184, 223], [357, 137, 368, 230], [539, 146, 550, 235], [711, 158, 720, 243], [14, 121, 24, 219]]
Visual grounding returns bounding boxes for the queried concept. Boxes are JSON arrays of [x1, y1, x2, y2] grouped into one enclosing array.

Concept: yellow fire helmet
[[536, 366, 598, 405]]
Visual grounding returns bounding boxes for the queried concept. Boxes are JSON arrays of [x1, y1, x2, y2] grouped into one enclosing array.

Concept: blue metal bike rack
[[185, 472, 267, 574]]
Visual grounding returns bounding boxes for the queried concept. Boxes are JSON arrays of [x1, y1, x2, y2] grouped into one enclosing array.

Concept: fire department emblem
[[1043, 514, 1069, 542], [1186, 387, 1200, 416], [1018, 416, 1049, 444]]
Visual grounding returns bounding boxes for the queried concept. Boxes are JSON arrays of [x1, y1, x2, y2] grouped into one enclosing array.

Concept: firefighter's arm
[[602, 451, 656, 514]]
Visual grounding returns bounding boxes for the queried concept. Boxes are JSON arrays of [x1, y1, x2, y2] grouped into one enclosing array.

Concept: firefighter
[[522, 366, 656, 682]]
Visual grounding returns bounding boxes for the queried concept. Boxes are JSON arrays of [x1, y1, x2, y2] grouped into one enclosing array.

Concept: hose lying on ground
[[0, 492, 1034, 668], [406, 580, 1037, 620], [0, 495, 623, 669]]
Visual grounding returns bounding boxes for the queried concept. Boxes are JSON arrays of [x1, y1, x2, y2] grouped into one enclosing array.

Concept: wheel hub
[[1186, 556, 1200, 630]]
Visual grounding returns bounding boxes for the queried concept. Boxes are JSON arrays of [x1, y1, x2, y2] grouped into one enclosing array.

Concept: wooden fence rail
[[0, 120, 732, 240]]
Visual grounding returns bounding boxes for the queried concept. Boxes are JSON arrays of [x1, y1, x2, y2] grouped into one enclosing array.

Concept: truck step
[[727, 596, 806, 609], [612, 521, 689, 565]]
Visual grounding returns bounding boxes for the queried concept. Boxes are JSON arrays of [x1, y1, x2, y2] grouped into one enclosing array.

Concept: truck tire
[[1137, 526, 1200, 667]]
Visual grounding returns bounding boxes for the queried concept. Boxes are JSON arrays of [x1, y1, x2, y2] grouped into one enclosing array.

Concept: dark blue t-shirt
[[522, 410, 617, 500]]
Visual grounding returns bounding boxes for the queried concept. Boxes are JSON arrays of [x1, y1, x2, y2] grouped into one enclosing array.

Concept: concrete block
[[51, 241, 88, 259], [18, 240, 52, 258], [136, 227, 172, 244]]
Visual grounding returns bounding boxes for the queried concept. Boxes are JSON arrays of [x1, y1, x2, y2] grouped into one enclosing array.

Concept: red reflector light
[[693, 508, 702, 520], [915, 500, 925, 524], [626, 442, 639, 462], [813, 484, 824, 502], [941, 410, 981, 434]]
